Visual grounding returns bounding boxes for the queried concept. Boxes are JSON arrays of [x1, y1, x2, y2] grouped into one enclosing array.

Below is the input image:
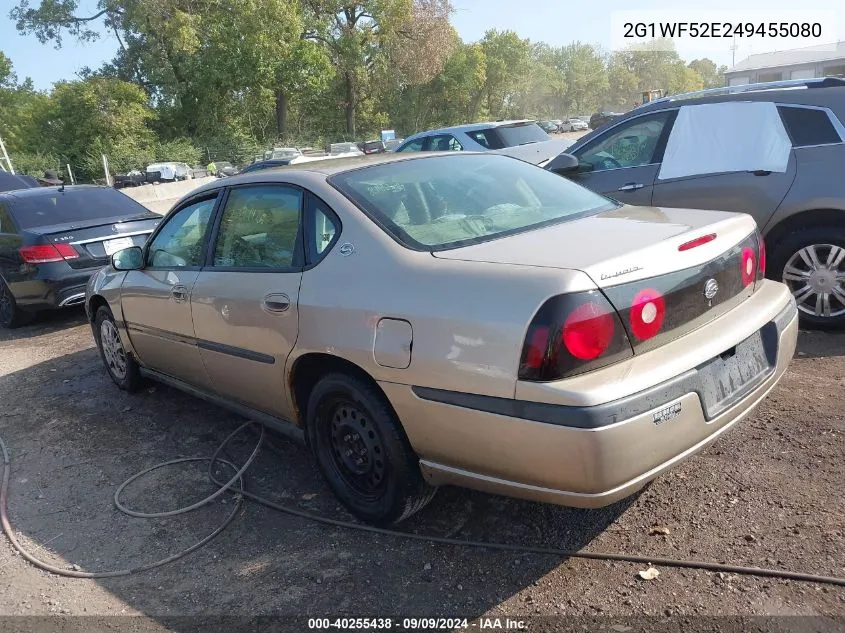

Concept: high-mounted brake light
[[19, 243, 79, 264], [678, 233, 717, 251]]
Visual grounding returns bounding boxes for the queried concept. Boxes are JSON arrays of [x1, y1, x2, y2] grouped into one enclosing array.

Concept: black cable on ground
[[2, 424, 844, 587]]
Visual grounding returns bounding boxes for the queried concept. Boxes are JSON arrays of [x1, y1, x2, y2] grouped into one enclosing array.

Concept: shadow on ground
[[0, 346, 635, 624], [0, 307, 87, 343]]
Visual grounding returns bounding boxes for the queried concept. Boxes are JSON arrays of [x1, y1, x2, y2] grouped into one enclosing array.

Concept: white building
[[725, 41, 845, 86]]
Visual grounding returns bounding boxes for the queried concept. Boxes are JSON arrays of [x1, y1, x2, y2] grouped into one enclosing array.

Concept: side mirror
[[112, 246, 144, 271], [545, 152, 580, 174]]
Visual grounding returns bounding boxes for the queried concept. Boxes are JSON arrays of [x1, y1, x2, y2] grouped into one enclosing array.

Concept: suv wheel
[[306, 373, 436, 525], [769, 227, 845, 329], [0, 279, 34, 329], [93, 306, 141, 390]]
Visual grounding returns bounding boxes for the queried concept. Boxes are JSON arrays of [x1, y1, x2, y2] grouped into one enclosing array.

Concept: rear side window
[[397, 138, 425, 152], [0, 202, 14, 233], [777, 106, 843, 147], [8, 188, 151, 230]]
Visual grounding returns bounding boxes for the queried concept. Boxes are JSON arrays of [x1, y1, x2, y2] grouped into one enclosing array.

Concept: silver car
[[87, 153, 797, 525]]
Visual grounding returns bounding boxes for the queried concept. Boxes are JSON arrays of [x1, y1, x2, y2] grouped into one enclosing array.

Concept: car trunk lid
[[433, 205, 763, 352]]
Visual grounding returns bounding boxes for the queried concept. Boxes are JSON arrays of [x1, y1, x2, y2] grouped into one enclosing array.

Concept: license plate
[[696, 330, 773, 418], [103, 237, 134, 256]]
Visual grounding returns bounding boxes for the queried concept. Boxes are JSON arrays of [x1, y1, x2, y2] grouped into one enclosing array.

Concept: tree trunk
[[344, 73, 356, 137], [275, 91, 288, 138]]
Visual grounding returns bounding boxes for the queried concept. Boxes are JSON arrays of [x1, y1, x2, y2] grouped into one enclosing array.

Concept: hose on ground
[[1, 422, 844, 587]]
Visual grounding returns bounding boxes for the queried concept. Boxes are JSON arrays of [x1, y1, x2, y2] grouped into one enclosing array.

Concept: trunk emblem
[[704, 279, 719, 301]]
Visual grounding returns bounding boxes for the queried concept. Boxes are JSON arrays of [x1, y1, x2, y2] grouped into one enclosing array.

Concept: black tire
[[0, 278, 34, 329], [93, 306, 141, 391], [306, 373, 436, 525], [768, 226, 845, 330]]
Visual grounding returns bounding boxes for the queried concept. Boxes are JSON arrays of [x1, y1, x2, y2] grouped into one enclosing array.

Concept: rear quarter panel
[[290, 181, 595, 399]]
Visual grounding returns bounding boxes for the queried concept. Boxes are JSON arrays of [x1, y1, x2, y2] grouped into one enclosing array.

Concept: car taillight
[[19, 243, 79, 264], [757, 233, 766, 282], [741, 246, 756, 287], [519, 290, 633, 381], [629, 288, 666, 341]]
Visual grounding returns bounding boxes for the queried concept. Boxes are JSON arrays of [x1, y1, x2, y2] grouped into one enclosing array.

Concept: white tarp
[[658, 101, 792, 180]]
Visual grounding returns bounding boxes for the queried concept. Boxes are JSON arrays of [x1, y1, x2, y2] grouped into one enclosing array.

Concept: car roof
[[0, 184, 109, 200], [406, 120, 536, 139]]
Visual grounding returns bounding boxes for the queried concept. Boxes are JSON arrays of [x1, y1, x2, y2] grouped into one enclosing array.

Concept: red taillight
[[629, 288, 666, 341], [741, 246, 756, 286], [19, 243, 79, 264], [678, 233, 717, 251], [561, 301, 615, 361], [524, 326, 550, 369]]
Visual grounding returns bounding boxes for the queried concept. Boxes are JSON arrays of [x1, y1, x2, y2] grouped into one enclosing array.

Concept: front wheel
[[93, 306, 141, 390], [306, 373, 436, 525], [769, 227, 845, 330]]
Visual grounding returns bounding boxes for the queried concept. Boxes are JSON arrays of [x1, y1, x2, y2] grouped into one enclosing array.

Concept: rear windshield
[[9, 188, 152, 230], [330, 154, 617, 250], [467, 123, 550, 149]]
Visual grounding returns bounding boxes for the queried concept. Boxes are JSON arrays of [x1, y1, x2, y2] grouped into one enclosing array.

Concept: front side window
[[427, 135, 463, 151], [397, 138, 425, 152], [147, 197, 216, 268], [330, 154, 617, 250], [575, 111, 673, 172], [213, 185, 302, 269]]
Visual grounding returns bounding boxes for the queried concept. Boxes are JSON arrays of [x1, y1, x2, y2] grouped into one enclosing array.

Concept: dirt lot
[[0, 308, 843, 630]]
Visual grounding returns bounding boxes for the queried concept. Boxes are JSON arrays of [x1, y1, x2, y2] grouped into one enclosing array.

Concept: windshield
[[9, 188, 152, 230], [330, 154, 617, 250]]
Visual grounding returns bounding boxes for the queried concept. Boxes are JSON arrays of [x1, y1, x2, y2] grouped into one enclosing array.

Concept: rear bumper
[[381, 281, 798, 508], [9, 263, 97, 310]]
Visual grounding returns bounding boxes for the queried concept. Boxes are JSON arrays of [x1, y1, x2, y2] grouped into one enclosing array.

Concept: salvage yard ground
[[0, 309, 843, 627]]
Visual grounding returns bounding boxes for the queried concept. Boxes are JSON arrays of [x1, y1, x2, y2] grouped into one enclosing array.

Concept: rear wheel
[[306, 373, 436, 525], [93, 306, 141, 390], [769, 227, 845, 330], [0, 279, 33, 329]]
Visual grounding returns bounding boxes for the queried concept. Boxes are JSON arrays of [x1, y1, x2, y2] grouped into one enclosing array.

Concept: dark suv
[[0, 185, 160, 327], [548, 78, 845, 329]]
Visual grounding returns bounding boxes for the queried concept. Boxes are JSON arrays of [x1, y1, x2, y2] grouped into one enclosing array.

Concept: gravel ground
[[0, 308, 843, 631]]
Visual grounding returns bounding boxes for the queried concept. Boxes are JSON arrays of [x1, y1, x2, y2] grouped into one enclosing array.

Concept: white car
[[145, 162, 192, 181]]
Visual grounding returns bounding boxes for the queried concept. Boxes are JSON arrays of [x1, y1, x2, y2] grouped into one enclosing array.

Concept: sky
[[0, 0, 843, 90]]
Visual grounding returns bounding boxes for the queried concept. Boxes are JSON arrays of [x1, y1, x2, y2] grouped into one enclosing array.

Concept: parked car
[[0, 185, 160, 328], [86, 152, 796, 525], [568, 117, 589, 131], [588, 112, 622, 131], [146, 162, 192, 182], [394, 120, 573, 166], [0, 170, 38, 193], [113, 171, 146, 189], [546, 77, 845, 329], [214, 161, 239, 178], [240, 159, 294, 174], [329, 142, 365, 156], [537, 120, 559, 133], [270, 147, 302, 160], [384, 138, 405, 152], [360, 140, 386, 155]]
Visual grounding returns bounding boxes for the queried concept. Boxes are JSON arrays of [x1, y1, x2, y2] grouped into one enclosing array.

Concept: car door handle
[[170, 285, 188, 302], [262, 293, 290, 313], [618, 182, 644, 191]]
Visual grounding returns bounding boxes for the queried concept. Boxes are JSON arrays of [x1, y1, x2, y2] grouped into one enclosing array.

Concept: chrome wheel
[[782, 244, 845, 318], [100, 319, 128, 380]]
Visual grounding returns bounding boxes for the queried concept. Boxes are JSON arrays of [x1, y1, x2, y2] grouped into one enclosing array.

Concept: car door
[[189, 184, 306, 417], [567, 110, 677, 206], [650, 104, 817, 228], [120, 193, 218, 390]]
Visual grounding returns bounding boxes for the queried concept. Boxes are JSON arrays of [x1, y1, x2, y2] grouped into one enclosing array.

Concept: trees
[[688, 58, 728, 89]]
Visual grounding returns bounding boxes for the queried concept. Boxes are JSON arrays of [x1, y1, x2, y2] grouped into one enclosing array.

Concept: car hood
[[431, 205, 757, 287], [492, 139, 574, 166]]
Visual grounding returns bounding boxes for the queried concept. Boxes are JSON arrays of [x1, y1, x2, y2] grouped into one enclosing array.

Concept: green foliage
[[4, 2, 726, 181]]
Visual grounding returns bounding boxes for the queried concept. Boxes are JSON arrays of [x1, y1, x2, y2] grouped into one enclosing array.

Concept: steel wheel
[[327, 400, 387, 500], [100, 319, 128, 380], [781, 244, 845, 319]]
